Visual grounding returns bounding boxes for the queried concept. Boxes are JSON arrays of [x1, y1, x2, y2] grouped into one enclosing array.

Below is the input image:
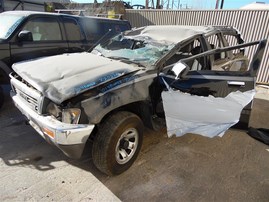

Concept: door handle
[[227, 81, 245, 86]]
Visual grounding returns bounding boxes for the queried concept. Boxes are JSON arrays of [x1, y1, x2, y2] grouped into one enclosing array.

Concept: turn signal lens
[[62, 108, 81, 124], [42, 127, 55, 139]]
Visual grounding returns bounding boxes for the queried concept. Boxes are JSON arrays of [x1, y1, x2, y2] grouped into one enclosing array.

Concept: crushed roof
[[125, 25, 221, 44]]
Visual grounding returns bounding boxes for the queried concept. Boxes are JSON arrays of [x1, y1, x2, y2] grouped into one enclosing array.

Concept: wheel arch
[[0, 61, 12, 84], [97, 101, 154, 129]]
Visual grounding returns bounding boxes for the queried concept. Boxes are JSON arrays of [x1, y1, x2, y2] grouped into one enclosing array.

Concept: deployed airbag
[[162, 89, 255, 138]]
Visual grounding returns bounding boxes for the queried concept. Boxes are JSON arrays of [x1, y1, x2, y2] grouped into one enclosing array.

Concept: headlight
[[46, 102, 61, 119], [62, 108, 81, 124]]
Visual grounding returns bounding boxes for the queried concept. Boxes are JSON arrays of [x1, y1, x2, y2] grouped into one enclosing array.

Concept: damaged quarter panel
[[80, 70, 156, 124]]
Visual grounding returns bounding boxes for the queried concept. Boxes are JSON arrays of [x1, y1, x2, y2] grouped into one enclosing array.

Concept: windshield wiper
[[92, 49, 104, 56], [107, 56, 129, 60]]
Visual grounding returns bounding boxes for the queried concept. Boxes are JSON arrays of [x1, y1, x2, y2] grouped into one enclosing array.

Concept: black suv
[[0, 11, 131, 108]]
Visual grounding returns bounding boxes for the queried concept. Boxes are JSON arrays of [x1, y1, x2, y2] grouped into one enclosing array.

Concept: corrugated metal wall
[[125, 9, 269, 84]]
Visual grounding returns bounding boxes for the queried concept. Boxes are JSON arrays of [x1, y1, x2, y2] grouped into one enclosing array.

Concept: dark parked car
[[10, 26, 266, 175], [0, 10, 131, 108]]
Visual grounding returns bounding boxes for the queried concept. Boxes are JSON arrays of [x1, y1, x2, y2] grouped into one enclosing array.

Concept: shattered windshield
[[92, 34, 174, 68], [0, 13, 25, 39]]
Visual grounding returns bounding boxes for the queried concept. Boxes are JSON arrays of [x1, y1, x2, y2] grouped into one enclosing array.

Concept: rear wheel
[[92, 111, 143, 176]]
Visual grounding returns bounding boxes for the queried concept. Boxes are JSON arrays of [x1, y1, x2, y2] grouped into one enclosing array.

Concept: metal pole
[[151, 0, 155, 8], [220, 0, 224, 9], [156, 0, 160, 8], [215, 0, 219, 9]]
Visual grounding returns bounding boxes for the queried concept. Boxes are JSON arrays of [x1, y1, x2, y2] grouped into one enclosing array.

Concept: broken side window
[[207, 33, 226, 60], [208, 34, 249, 72], [223, 34, 249, 72], [163, 38, 207, 71]]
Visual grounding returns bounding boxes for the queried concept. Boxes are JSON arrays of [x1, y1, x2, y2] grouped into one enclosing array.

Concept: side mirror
[[172, 62, 189, 79], [18, 30, 33, 42]]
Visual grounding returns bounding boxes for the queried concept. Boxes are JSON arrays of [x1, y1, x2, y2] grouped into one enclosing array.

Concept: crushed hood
[[12, 52, 139, 104]]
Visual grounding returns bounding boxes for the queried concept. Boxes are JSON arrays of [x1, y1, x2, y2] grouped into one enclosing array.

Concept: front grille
[[17, 89, 39, 112], [10, 73, 44, 114]]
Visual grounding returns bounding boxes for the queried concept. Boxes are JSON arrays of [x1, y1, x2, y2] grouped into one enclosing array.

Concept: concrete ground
[[0, 86, 269, 201]]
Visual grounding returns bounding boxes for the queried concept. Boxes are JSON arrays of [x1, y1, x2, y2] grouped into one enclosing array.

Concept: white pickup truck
[[10, 25, 266, 175]]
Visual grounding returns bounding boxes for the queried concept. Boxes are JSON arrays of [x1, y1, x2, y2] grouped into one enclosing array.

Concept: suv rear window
[[80, 18, 105, 41], [63, 17, 84, 41], [80, 18, 129, 41]]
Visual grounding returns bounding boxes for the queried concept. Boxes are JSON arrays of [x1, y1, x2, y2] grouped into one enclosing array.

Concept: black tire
[[0, 86, 4, 109], [92, 111, 143, 176]]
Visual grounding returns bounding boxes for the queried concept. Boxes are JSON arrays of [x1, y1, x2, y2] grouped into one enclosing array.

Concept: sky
[[73, 0, 269, 9]]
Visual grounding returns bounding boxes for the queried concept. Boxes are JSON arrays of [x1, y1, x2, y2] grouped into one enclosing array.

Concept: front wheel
[[92, 111, 143, 176]]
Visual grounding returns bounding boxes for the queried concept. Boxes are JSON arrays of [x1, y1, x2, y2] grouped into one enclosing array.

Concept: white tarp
[[162, 89, 255, 138]]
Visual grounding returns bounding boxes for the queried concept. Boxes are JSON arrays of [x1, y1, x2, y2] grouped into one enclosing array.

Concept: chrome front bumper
[[11, 91, 95, 158]]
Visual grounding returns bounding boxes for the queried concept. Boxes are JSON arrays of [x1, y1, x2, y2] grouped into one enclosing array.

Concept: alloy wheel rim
[[115, 128, 139, 164]]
